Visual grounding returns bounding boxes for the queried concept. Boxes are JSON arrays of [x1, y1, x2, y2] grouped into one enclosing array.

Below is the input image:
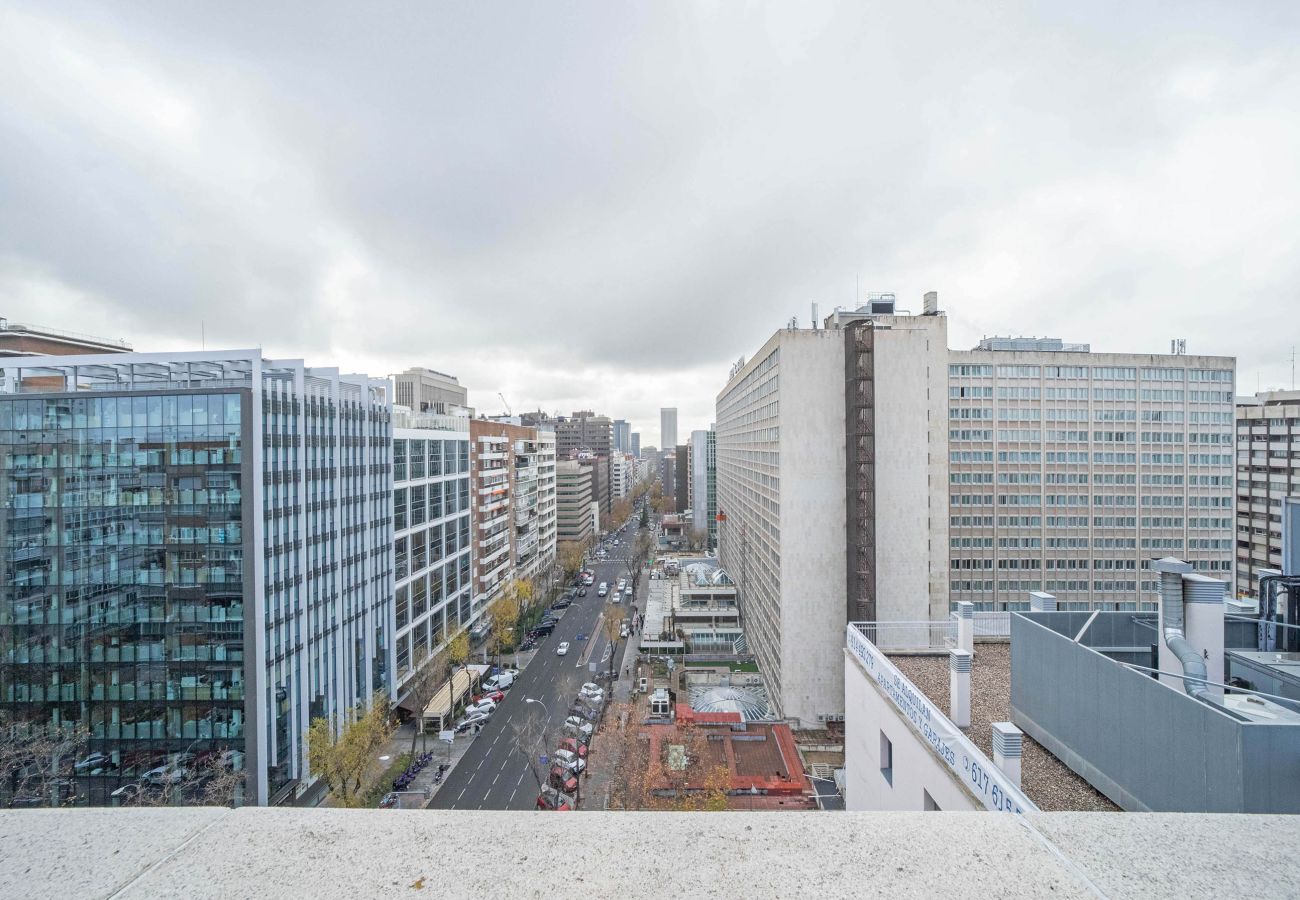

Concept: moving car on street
[[556, 641, 570, 656]]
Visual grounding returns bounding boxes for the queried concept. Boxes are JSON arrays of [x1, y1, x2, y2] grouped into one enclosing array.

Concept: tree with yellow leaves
[[307, 691, 394, 807]]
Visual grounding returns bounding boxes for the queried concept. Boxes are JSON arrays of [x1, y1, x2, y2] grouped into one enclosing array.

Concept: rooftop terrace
[[3, 808, 1297, 898]]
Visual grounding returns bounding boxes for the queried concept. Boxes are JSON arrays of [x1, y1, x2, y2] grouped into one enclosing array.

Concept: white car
[[579, 682, 602, 696], [455, 709, 490, 732], [580, 691, 605, 707], [553, 747, 588, 772], [617, 579, 627, 592], [597, 583, 608, 597], [466, 698, 496, 715], [610, 592, 621, 604], [564, 716, 595, 738], [556, 641, 570, 656]]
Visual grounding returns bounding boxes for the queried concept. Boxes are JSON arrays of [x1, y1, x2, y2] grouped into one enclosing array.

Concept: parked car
[[74, 752, 112, 773], [579, 682, 601, 696], [549, 766, 579, 794], [109, 783, 145, 805], [578, 588, 588, 597], [556, 642, 570, 656], [552, 599, 571, 610], [474, 690, 505, 705], [455, 709, 491, 733], [579, 689, 604, 706], [535, 787, 573, 811], [145, 754, 194, 785], [558, 737, 588, 760], [466, 698, 497, 715], [563, 716, 594, 739], [483, 671, 515, 691], [552, 747, 587, 773]]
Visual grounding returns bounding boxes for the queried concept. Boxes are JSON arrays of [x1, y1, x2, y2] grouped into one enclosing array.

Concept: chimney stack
[[991, 722, 1023, 787], [949, 649, 971, 728], [956, 601, 974, 655]]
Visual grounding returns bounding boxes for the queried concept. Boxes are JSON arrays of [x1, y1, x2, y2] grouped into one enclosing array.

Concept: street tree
[[602, 609, 627, 682], [307, 692, 395, 807], [558, 541, 585, 577], [489, 599, 519, 668], [624, 531, 654, 586], [0, 723, 87, 809], [404, 653, 448, 757], [509, 705, 550, 797], [639, 504, 649, 529]]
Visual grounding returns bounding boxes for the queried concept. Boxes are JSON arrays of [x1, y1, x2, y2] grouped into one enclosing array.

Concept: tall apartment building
[[1235, 390, 1300, 598], [716, 295, 1235, 725], [392, 367, 468, 415], [610, 453, 633, 500], [613, 419, 632, 454], [512, 428, 557, 586], [660, 408, 678, 450], [631, 432, 641, 458], [577, 454, 611, 521], [0, 350, 392, 805], [556, 460, 594, 545], [468, 420, 557, 615], [391, 409, 472, 706]]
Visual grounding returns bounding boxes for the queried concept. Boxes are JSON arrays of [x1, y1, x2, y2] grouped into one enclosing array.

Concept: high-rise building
[[469, 419, 557, 618], [631, 432, 641, 458], [613, 419, 632, 454], [391, 408, 472, 707], [690, 429, 716, 541], [610, 453, 633, 500], [717, 295, 1235, 725], [556, 460, 593, 545], [675, 443, 690, 516], [554, 411, 612, 458], [1235, 390, 1300, 598], [660, 408, 678, 450], [392, 367, 468, 415], [0, 350, 393, 805]]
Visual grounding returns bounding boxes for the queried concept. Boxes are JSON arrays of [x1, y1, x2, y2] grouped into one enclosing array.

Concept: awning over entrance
[[416, 664, 490, 727]]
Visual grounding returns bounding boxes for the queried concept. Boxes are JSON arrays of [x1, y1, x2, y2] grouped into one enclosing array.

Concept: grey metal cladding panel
[[1203, 712, 1246, 813], [1242, 724, 1300, 813]]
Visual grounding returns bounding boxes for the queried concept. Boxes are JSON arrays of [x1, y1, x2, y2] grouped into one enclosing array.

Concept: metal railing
[[850, 620, 954, 651]]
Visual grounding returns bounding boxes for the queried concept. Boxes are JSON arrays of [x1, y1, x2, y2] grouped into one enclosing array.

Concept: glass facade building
[[0, 351, 392, 806]]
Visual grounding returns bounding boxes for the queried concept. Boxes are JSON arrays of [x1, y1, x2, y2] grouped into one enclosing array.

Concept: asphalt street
[[429, 529, 640, 810]]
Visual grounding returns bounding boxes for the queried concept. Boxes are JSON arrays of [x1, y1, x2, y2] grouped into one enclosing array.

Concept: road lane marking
[[510, 787, 517, 804], [457, 788, 467, 801], [493, 772, 500, 786]]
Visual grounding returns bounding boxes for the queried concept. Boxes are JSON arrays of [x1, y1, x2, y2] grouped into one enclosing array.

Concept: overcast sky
[[2, 2, 1298, 444]]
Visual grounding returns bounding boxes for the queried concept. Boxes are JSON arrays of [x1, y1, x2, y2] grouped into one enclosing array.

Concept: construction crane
[[498, 392, 511, 416]]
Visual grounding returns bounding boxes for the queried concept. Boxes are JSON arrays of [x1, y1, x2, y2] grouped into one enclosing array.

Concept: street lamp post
[[524, 698, 549, 803]]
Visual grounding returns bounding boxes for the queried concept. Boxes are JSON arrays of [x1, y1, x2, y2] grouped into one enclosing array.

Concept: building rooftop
[[889, 643, 1117, 812], [4, 807, 1299, 898]]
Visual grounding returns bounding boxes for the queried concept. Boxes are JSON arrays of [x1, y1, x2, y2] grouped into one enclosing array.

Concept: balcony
[[1, 808, 1294, 897]]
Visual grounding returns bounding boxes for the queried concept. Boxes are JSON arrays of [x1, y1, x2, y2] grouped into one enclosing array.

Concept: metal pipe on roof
[[1153, 558, 1213, 705]]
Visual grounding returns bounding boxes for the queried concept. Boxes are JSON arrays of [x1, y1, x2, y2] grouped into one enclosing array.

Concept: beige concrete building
[[556, 459, 594, 545], [716, 293, 1236, 725], [1235, 390, 1300, 598]]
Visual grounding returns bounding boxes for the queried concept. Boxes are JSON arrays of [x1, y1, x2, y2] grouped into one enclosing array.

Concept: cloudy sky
[[2, 2, 1298, 444]]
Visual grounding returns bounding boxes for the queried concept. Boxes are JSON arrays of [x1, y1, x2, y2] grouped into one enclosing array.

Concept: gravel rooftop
[[889, 642, 1119, 812]]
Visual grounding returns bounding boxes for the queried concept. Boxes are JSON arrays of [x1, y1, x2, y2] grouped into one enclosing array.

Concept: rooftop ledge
[[2, 808, 1297, 899]]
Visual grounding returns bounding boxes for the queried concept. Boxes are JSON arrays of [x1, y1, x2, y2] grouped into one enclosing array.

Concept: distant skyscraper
[[613, 419, 632, 453], [631, 432, 641, 457], [660, 408, 678, 449]]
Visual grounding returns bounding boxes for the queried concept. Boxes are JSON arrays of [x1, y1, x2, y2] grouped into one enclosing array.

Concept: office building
[[690, 428, 716, 544], [0, 319, 132, 357], [658, 450, 676, 512], [660, 408, 677, 450], [716, 294, 1235, 726], [391, 408, 472, 705], [610, 452, 634, 500], [392, 367, 468, 415], [556, 459, 594, 545], [630, 431, 641, 458], [555, 411, 612, 458], [0, 350, 392, 806], [613, 419, 632, 454], [675, 443, 690, 517], [1235, 391, 1300, 599]]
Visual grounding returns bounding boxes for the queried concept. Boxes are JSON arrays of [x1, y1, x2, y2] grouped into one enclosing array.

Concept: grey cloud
[[1, 0, 1299, 427]]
